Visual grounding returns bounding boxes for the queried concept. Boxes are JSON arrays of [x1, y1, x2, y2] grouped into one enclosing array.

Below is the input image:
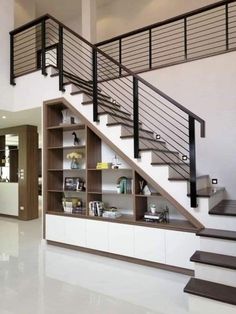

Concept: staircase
[[10, 11, 236, 312]]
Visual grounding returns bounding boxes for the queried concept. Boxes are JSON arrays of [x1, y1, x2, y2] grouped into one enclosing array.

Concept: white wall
[[140, 51, 236, 199], [35, 0, 82, 34], [0, 0, 14, 110], [97, 0, 217, 42]]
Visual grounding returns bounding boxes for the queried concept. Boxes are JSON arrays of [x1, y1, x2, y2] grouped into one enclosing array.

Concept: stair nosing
[[191, 250, 236, 270], [184, 278, 236, 306]]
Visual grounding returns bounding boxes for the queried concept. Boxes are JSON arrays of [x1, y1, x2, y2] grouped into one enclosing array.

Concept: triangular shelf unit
[[43, 99, 198, 233]]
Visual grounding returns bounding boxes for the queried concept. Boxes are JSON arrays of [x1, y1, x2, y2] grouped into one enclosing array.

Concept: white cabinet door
[[108, 223, 134, 257], [86, 220, 109, 252], [165, 230, 200, 270], [46, 214, 65, 243], [134, 226, 165, 263], [65, 217, 86, 247]]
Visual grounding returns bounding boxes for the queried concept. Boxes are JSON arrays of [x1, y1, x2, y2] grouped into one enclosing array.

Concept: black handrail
[[96, 0, 235, 46], [10, 13, 205, 137], [9, 13, 207, 208]]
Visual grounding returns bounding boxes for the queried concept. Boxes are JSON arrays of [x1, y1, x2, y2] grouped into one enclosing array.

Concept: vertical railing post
[[225, 3, 229, 51], [93, 48, 98, 122], [189, 116, 197, 208], [119, 39, 122, 77], [41, 19, 47, 76], [58, 25, 65, 92], [149, 29, 152, 70], [133, 77, 140, 158], [184, 17, 188, 60], [10, 34, 15, 86]]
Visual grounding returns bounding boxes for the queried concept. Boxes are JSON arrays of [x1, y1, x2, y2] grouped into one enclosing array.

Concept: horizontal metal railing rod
[[10, 13, 206, 137]]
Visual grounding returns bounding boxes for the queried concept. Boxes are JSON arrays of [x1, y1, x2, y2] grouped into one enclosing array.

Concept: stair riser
[[188, 294, 236, 314], [121, 127, 154, 139], [200, 237, 236, 257], [151, 151, 180, 164], [194, 263, 236, 288]]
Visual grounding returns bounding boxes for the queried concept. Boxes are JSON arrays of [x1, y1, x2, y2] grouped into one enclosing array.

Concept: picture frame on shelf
[[64, 177, 85, 191]]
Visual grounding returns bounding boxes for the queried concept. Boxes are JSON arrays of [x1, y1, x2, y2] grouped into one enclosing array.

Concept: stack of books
[[144, 211, 163, 222], [102, 211, 122, 219], [144, 208, 169, 223], [118, 177, 133, 194], [96, 162, 112, 169]]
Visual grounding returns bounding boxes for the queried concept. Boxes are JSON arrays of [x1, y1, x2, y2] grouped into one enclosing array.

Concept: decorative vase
[[70, 158, 80, 169]]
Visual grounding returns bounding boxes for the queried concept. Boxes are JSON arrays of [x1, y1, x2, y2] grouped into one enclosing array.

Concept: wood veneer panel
[[86, 127, 101, 169], [18, 125, 38, 220]]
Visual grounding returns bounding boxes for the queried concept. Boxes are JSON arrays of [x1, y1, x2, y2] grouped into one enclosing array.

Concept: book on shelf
[[96, 162, 112, 169], [117, 177, 133, 194]]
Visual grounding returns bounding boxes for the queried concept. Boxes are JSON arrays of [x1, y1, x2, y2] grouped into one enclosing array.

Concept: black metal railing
[[97, 0, 236, 77], [10, 14, 205, 208]]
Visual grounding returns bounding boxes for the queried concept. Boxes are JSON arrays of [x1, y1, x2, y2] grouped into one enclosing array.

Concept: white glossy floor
[[0, 216, 192, 314]]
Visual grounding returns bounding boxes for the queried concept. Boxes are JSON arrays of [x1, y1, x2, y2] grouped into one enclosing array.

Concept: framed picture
[[64, 177, 85, 191], [64, 177, 77, 191]]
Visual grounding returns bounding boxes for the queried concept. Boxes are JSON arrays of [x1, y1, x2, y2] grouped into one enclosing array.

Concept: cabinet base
[[47, 240, 194, 276]]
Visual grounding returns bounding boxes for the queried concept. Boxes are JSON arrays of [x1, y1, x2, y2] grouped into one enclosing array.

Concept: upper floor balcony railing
[[97, 0, 236, 77]]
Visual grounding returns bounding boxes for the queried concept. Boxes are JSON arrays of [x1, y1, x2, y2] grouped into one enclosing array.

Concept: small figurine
[[72, 132, 80, 146], [112, 154, 121, 169]]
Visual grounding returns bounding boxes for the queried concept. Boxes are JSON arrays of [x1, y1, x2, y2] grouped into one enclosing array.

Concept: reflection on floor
[[0, 216, 191, 314]]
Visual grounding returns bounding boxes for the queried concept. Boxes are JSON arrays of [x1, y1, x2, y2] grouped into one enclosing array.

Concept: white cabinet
[[108, 223, 134, 257], [86, 220, 109, 252], [45, 215, 199, 271], [134, 226, 165, 263], [165, 230, 200, 270], [46, 214, 65, 243], [65, 217, 86, 247]]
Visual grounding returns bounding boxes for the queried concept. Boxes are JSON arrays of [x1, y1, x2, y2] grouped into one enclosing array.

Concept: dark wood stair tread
[[197, 228, 236, 241], [168, 174, 209, 182], [151, 162, 188, 166], [191, 250, 236, 270], [98, 112, 140, 124], [71, 90, 111, 100], [209, 200, 236, 216], [121, 135, 165, 144], [81, 99, 121, 108], [184, 278, 236, 306], [187, 187, 225, 198], [82, 102, 130, 116], [140, 148, 178, 154], [106, 122, 153, 134]]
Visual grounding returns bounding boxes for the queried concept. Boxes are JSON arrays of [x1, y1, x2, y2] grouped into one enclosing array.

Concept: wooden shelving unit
[[44, 101, 197, 232]]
